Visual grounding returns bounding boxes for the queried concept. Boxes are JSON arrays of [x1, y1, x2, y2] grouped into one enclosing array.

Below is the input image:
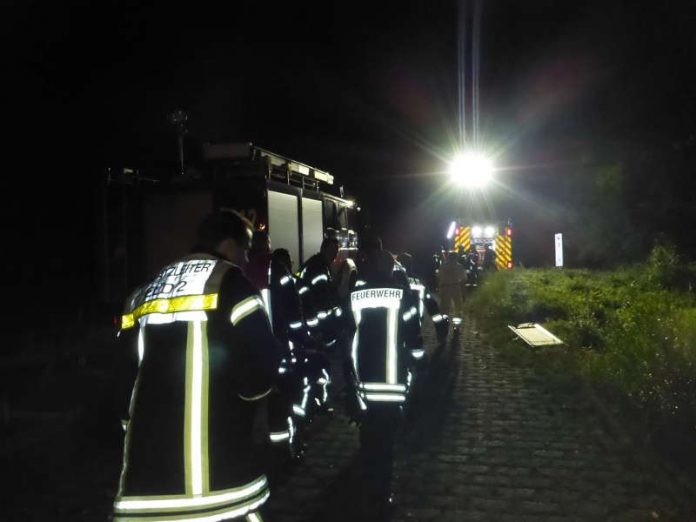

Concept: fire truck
[[450, 220, 513, 270], [98, 142, 360, 310]]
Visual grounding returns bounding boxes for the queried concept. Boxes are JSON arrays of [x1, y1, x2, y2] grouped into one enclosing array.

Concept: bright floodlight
[[484, 225, 496, 237], [446, 221, 457, 239], [449, 151, 493, 188], [471, 226, 482, 238]]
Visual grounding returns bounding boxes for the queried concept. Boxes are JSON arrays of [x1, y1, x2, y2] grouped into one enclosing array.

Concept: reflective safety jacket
[[408, 275, 448, 342], [347, 282, 422, 407], [298, 253, 342, 344], [114, 254, 281, 521]]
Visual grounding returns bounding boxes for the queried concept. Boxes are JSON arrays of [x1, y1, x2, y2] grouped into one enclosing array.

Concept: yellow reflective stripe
[[122, 294, 218, 330], [230, 296, 265, 326], [122, 314, 135, 329]]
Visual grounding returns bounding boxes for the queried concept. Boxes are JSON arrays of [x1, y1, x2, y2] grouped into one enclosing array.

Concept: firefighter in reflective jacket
[[397, 252, 449, 344], [298, 237, 342, 347], [113, 210, 281, 522], [346, 249, 423, 519], [265, 246, 331, 457]]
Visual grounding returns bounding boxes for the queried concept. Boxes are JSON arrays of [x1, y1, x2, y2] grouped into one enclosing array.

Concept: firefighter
[[113, 210, 281, 522], [397, 252, 448, 345], [346, 248, 422, 520], [482, 243, 498, 272], [436, 250, 466, 322], [298, 236, 342, 348], [267, 247, 331, 456]]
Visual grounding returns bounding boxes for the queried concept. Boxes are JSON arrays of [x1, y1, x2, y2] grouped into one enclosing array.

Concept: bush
[[466, 260, 696, 439]]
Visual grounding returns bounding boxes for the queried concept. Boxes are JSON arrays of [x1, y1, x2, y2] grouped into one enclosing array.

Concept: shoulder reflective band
[[411, 349, 425, 359], [230, 295, 266, 326], [431, 313, 444, 323], [280, 275, 291, 286], [114, 475, 268, 515], [121, 293, 219, 330], [289, 321, 303, 330], [312, 274, 328, 285]]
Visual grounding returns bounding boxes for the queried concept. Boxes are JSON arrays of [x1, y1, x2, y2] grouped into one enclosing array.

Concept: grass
[[465, 246, 696, 451]]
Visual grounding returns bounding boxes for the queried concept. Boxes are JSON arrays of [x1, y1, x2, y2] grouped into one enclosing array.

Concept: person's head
[[397, 252, 413, 274], [359, 230, 383, 254], [364, 249, 395, 284], [251, 230, 271, 253], [194, 210, 253, 266], [320, 237, 340, 264], [272, 248, 292, 273]]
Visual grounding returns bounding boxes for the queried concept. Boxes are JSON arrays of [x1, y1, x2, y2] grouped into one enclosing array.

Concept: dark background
[[5, 0, 696, 313]]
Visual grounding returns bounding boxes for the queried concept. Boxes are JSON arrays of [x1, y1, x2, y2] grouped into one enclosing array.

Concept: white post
[[555, 233, 564, 268]]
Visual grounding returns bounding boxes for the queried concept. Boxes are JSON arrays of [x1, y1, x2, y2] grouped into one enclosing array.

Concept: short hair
[[272, 248, 292, 272], [195, 210, 252, 251]]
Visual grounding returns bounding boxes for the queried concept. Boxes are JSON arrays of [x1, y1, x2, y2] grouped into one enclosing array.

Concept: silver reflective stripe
[[334, 307, 343, 317], [351, 309, 362, 379], [360, 382, 406, 392], [298, 286, 309, 295], [317, 310, 328, 320], [312, 274, 328, 285], [270, 431, 290, 442], [410, 282, 426, 317], [239, 388, 272, 401], [280, 275, 291, 286], [137, 327, 145, 363], [411, 349, 425, 359], [289, 321, 303, 330], [432, 314, 444, 323], [260, 289, 272, 332], [114, 476, 267, 512], [387, 308, 398, 384], [402, 306, 418, 322], [306, 317, 319, 327], [355, 280, 367, 287], [230, 296, 266, 326], [364, 393, 406, 403]]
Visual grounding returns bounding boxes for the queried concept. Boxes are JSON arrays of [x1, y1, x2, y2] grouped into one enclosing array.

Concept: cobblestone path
[[270, 318, 696, 522]]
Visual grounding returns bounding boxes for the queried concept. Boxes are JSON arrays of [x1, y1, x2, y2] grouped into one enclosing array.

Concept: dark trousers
[[359, 406, 401, 516]]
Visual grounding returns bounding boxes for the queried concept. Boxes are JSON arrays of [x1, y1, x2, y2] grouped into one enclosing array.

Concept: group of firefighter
[[112, 210, 451, 522]]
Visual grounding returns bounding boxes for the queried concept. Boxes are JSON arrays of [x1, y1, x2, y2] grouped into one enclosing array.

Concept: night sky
[[6, 0, 696, 299]]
